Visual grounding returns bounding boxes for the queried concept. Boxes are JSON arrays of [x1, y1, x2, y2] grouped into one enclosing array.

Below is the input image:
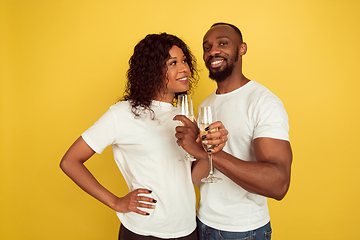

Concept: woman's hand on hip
[[113, 189, 156, 216]]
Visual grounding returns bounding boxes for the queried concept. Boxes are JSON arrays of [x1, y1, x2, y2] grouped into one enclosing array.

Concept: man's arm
[[193, 137, 292, 200]]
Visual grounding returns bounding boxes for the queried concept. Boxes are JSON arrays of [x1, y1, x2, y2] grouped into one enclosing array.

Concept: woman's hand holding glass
[[173, 115, 228, 161], [198, 106, 223, 183], [200, 121, 228, 154]]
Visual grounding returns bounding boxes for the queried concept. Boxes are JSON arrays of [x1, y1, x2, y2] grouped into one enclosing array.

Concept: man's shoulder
[[247, 80, 269, 92], [247, 81, 279, 99]]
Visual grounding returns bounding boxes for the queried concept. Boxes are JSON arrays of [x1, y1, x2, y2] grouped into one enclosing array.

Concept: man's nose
[[210, 47, 221, 56]]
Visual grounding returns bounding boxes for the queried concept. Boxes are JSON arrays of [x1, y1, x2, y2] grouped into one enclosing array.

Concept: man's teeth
[[211, 60, 224, 65]]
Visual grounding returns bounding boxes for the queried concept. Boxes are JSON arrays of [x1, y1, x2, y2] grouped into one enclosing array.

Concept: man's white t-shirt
[[197, 81, 290, 232], [82, 100, 196, 238]]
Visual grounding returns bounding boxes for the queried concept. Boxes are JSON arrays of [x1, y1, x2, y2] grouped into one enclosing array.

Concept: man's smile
[[207, 57, 226, 70], [210, 59, 225, 68]]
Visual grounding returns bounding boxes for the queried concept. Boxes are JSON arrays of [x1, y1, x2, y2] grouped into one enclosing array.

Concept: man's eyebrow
[[217, 36, 230, 40], [203, 36, 230, 45]]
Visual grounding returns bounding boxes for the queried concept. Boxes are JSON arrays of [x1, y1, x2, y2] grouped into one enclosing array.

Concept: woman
[[60, 33, 227, 240]]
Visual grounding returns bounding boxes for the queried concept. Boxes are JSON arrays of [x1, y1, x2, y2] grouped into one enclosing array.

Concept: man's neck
[[216, 73, 250, 94]]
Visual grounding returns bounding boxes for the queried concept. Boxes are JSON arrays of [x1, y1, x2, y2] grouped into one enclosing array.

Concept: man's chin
[[208, 68, 233, 82], [209, 73, 227, 83], [207, 67, 223, 76]]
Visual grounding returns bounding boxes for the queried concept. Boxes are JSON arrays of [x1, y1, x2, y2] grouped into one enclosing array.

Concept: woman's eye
[[182, 59, 188, 64], [170, 61, 177, 66]]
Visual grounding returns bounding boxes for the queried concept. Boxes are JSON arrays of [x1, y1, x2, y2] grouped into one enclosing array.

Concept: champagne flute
[[177, 93, 196, 161], [198, 106, 222, 183]]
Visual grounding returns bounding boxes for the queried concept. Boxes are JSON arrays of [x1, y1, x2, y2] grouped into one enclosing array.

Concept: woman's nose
[[179, 62, 189, 73]]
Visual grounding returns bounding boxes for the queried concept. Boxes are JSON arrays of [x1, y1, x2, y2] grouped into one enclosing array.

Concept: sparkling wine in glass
[[177, 93, 196, 161], [198, 106, 222, 183]]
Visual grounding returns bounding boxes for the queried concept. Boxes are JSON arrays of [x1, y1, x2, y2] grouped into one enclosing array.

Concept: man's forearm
[[212, 150, 291, 200]]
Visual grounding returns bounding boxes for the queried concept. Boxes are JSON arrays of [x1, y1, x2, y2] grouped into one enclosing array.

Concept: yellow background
[[1, 0, 359, 239]]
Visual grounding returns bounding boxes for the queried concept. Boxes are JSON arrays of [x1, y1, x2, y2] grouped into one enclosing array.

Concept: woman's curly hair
[[121, 33, 199, 118]]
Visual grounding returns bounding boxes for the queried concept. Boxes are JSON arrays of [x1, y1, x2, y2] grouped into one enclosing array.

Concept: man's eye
[[220, 42, 228, 46], [203, 46, 210, 51]]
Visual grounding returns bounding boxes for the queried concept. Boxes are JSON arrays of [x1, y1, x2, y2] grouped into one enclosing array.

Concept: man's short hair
[[211, 22, 243, 43]]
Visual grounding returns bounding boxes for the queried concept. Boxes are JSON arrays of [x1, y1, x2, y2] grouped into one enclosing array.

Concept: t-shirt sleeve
[[81, 108, 117, 154], [253, 94, 290, 141]]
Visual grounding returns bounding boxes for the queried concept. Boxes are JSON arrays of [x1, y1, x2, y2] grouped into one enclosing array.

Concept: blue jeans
[[197, 218, 272, 240]]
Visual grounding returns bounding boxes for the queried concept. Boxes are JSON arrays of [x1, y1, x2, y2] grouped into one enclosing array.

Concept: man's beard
[[208, 63, 235, 83], [207, 47, 239, 83]]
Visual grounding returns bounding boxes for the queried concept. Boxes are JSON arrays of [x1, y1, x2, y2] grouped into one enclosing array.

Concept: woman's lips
[[177, 76, 189, 83]]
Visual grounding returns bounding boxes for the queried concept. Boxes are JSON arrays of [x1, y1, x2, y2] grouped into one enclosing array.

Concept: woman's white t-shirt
[[82, 100, 196, 238]]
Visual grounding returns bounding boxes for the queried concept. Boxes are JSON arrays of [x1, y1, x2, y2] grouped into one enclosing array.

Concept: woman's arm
[[191, 159, 210, 186], [60, 136, 156, 216]]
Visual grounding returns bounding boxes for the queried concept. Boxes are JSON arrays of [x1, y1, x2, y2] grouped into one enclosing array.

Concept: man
[[174, 23, 292, 240]]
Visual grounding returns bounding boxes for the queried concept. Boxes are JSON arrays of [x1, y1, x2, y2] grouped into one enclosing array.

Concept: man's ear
[[239, 42, 247, 56]]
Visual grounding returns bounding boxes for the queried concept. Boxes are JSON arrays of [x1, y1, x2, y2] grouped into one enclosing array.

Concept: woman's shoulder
[[105, 100, 132, 117], [110, 100, 131, 110]]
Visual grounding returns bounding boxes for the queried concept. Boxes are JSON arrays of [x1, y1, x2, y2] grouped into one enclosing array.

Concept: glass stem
[[208, 153, 214, 176]]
